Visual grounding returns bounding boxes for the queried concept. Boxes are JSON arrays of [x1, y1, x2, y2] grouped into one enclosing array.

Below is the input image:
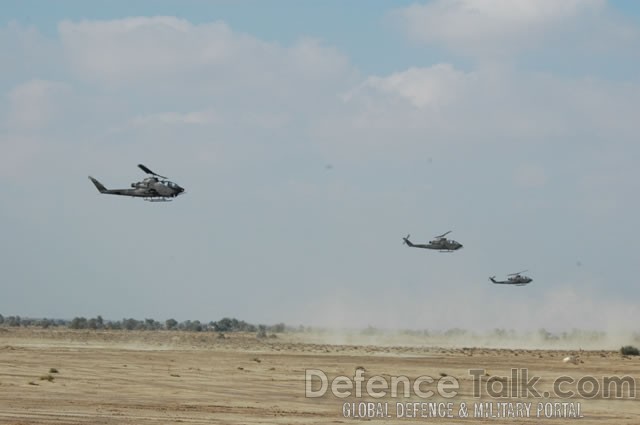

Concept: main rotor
[[138, 164, 167, 179], [434, 230, 452, 239]]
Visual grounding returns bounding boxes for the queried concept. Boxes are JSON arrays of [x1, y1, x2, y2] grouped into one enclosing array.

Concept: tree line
[[0, 314, 287, 334]]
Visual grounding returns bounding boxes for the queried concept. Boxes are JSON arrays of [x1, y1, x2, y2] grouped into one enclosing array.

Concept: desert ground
[[1, 328, 639, 424]]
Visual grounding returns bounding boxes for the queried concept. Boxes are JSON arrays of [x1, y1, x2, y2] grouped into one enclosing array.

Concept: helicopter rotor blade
[[507, 269, 528, 276], [138, 164, 167, 179], [434, 230, 451, 239]]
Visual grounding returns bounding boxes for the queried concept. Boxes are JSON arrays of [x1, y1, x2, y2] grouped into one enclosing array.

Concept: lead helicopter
[[402, 231, 463, 252], [88, 164, 185, 202], [489, 270, 533, 286]]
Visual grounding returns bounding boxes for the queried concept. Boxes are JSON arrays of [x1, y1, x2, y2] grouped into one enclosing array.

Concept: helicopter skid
[[144, 197, 172, 202]]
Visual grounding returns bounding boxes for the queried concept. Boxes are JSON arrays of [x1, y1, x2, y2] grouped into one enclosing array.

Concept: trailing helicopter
[[88, 164, 185, 202], [402, 231, 463, 252], [489, 270, 532, 286]]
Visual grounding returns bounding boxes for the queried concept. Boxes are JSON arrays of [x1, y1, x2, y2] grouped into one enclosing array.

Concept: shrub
[[166, 318, 178, 330], [620, 346, 640, 356], [256, 325, 267, 339]]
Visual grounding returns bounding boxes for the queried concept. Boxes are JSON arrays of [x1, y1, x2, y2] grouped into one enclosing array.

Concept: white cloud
[[1, 22, 62, 83], [1, 79, 70, 178], [340, 64, 640, 142], [287, 38, 352, 81], [54, 16, 357, 156], [348, 64, 475, 109], [6, 79, 69, 130], [130, 109, 219, 127], [395, 0, 613, 57], [58, 16, 353, 91], [417, 0, 605, 23], [58, 17, 235, 82]]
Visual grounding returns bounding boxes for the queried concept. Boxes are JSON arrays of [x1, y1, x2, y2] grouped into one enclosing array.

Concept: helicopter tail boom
[[402, 235, 414, 247], [88, 176, 108, 193]]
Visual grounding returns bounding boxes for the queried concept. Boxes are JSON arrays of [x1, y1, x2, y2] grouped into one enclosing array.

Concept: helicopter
[[489, 270, 533, 286], [88, 164, 185, 202], [402, 231, 463, 252]]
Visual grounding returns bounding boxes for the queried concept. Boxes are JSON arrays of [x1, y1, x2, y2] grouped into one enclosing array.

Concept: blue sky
[[1, 1, 640, 334]]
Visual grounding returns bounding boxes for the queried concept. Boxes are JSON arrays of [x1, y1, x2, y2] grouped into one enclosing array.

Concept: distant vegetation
[[1, 313, 639, 346], [620, 345, 640, 356], [0, 313, 287, 335]]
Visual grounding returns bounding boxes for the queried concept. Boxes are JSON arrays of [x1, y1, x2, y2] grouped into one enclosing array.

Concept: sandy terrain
[[1, 328, 639, 424]]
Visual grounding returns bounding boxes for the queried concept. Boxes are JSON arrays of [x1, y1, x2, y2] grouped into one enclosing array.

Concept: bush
[[211, 317, 257, 332], [620, 345, 640, 356], [270, 323, 286, 333], [256, 325, 267, 339], [6, 316, 21, 327], [69, 317, 87, 329], [166, 318, 178, 330]]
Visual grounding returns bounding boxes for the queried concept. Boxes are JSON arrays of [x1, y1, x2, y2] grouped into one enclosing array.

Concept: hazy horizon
[[3, 315, 638, 351]]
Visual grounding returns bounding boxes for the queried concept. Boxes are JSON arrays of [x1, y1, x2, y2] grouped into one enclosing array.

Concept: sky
[[1, 0, 640, 333]]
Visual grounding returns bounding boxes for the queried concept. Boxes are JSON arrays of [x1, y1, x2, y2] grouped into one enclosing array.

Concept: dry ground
[[0, 328, 639, 424]]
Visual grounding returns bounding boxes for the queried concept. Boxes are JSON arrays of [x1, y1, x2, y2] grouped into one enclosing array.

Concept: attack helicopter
[[402, 231, 463, 252], [489, 270, 533, 286], [88, 164, 185, 202]]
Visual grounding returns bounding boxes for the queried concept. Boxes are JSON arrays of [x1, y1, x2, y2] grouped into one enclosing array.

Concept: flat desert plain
[[1, 328, 639, 424]]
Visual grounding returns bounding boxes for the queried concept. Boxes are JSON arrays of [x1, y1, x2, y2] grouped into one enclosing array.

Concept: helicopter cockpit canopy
[[163, 180, 180, 188]]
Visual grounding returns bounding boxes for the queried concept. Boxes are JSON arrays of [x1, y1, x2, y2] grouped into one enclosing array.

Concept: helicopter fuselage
[[490, 276, 532, 285], [130, 177, 183, 197], [409, 239, 463, 251]]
